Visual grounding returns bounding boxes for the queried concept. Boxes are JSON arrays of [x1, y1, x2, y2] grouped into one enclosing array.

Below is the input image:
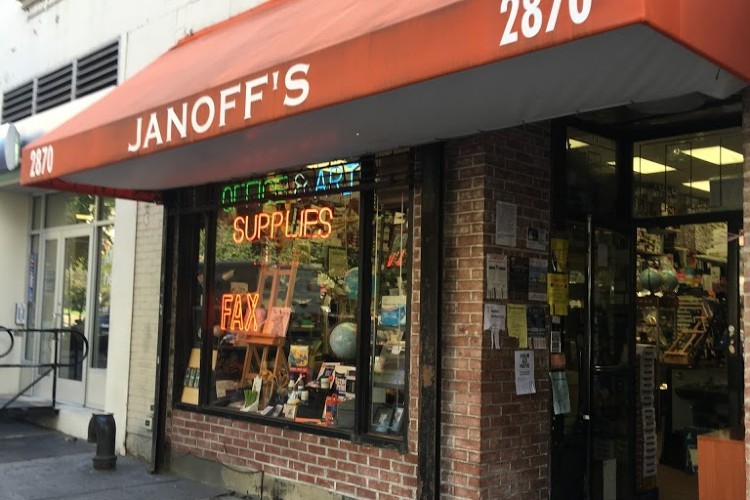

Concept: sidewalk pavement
[[0, 418, 242, 500]]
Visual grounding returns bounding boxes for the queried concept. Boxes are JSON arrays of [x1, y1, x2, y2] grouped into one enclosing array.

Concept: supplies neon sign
[[232, 207, 333, 243]]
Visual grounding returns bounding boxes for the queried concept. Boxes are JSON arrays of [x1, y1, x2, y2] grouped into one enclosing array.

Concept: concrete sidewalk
[[0, 418, 241, 500]]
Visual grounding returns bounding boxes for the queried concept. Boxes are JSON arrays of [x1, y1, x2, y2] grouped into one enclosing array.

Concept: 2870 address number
[[29, 145, 54, 178], [500, 0, 592, 46]]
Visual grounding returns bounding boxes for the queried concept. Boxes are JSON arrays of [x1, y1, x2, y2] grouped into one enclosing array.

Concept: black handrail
[[0, 328, 14, 359], [0, 327, 90, 411]]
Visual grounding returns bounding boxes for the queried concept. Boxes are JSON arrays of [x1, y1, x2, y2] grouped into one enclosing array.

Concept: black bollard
[[87, 412, 117, 470]]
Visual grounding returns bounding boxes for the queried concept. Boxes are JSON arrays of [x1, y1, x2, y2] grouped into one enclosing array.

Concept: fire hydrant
[[87, 412, 117, 470]]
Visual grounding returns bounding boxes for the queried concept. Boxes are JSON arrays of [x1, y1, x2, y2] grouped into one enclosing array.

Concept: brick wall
[[441, 125, 551, 499], [126, 202, 164, 458], [167, 127, 551, 498]]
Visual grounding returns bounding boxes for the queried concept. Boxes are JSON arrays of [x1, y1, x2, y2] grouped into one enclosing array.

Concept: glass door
[[551, 218, 634, 500], [34, 228, 93, 406]]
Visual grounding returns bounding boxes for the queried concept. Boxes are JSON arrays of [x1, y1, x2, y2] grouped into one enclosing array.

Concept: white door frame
[[33, 226, 95, 406]]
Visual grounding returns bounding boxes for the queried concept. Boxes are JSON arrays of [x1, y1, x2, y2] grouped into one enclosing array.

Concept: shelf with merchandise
[[372, 341, 406, 389]]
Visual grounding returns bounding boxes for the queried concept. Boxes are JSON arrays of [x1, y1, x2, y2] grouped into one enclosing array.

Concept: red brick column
[[441, 124, 551, 499]]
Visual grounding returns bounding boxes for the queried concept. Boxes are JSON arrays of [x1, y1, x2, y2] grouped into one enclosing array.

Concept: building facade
[[4, 0, 750, 499], [0, 0, 269, 456]]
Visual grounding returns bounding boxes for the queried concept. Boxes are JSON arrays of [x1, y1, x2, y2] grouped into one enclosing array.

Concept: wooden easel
[[237, 263, 297, 403]]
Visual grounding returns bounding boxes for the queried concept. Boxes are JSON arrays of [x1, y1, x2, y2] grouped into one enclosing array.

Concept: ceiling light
[[682, 180, 711, 192], [633, 157, 676, 175], [682, 146, 744, 165], [567, 139, 589, 149]]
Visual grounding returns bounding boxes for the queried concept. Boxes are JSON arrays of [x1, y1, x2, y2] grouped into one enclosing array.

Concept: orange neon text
[[232, 207, 333, 243], [220, 293, 260, 332]]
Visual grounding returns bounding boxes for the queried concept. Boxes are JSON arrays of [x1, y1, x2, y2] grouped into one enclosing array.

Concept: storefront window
[[174, 157, 413, 442], [98, 197, 116, 221], [370, 189, 409, 437], [91, 225, 114, 369], [208, 191, 361, 428], [634, 128, 743, 217], [45, 192, 96, 227]]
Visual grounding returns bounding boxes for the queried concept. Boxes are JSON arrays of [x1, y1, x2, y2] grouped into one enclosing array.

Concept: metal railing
[[0, 327, 89, 411]]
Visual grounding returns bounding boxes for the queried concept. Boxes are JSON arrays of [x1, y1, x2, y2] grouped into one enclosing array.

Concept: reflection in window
[[99, 197, 116, 221], [91, 225, 114, 369], [59, 235, 89, 381], [45, 193, 96, 227], [565, 129, 619, 220], [175, 158, 413, 442], [634, 128, 743, 217], [370, 188, 409, 438], [206, 193, 362, 430]]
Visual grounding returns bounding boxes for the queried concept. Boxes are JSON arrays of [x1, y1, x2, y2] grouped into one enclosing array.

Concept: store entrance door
[[636, 216, 742, 499], [551, 217, 634, 500], [32, 228, 94, 406]]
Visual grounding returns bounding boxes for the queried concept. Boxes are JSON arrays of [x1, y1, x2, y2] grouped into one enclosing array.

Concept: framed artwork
[[263, 307, 292, 337], [372, 406, 394, 433], [390, 406, 405, 433]]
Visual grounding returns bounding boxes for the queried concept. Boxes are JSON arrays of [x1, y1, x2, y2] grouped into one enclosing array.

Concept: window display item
[[325, 392, 340, 424], [379, 296, 407, 327], [344, 267, 359, 299], [639, 268, 663, 293], [329, 322, 357, 360]]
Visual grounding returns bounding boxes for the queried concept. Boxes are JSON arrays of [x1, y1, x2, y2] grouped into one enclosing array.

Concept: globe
[[639, 268, 663, 293], [660, 269, 679, 292], [344, 267, 359, 299], [329, 322, 357, 361]]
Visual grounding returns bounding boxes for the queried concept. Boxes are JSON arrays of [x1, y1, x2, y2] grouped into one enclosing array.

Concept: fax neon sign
[[220, 161, 360, 208], [232, 207, 333, 243], [220, 292, 260, 333]]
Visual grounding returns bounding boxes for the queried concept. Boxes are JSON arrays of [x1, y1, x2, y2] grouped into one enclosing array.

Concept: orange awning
[[21, 0, 750, 201]]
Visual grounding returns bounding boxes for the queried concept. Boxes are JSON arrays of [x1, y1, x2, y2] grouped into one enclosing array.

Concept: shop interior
[[551, 121, 744, 500]]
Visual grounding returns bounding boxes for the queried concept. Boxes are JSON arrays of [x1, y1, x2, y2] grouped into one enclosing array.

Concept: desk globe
[[329, 322, 357, 361]]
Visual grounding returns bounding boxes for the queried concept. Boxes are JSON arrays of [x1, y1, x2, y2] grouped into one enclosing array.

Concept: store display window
[[634, 128, 743, 217], [172, 156, 412, 443]]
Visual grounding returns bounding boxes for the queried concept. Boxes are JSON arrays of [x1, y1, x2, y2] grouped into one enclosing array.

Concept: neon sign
[[220, 161, 360, 208], [233, 207, 333, 243], [220, 292, 260, 333]]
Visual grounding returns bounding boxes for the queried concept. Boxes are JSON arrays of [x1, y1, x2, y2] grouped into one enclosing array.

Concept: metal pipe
[[88, 412, 117, 470]]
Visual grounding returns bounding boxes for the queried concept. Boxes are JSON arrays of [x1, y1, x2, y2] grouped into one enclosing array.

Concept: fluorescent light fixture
[[606, 161, 616, 166], [633, 157, 676, 175], [567, 139, 589, 149], [682, 146, 744, 165], [682, 180, 711, 192]]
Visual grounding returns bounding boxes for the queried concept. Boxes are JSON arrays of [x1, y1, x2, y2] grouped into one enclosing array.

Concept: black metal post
[[418, 142, 443, 500]]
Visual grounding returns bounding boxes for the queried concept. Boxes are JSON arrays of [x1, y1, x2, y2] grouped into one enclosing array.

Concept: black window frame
[[167, 153, 416, 449]]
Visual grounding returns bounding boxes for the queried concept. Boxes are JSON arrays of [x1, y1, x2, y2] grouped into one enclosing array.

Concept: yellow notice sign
[[547, 273, 569, 316], [506, 304, 528, 348], [551, 238, 569, 272]]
